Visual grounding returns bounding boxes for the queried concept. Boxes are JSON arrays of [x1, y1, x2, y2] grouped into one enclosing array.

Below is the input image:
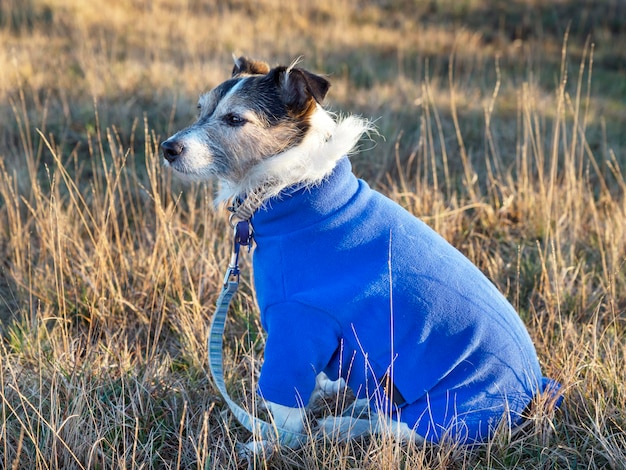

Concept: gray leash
[[207, 220, 308, 449]]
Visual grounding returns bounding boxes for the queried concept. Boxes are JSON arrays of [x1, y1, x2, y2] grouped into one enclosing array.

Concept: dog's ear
[[232, 56, 270, 76], [277, 67, 331, 114]]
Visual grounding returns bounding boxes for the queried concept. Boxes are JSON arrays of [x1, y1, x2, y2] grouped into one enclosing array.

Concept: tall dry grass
[[0, 0, 625, 468]]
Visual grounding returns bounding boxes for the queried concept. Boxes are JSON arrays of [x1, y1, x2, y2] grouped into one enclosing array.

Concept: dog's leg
[[241, 401, 308, 456], [241, 373, 347, 456], [318, 415, 374, 440], [265, 401, 308, 430], [319, 414, 424, 443], [342, 397, 371, 417], [308, 372, 347, 404]]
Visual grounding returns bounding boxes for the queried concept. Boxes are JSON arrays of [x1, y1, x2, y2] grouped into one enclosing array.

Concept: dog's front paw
[[238, 439, 278, 459]]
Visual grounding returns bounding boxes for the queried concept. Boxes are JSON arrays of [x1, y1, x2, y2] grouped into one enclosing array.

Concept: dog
[[161, 56, 559, 453]]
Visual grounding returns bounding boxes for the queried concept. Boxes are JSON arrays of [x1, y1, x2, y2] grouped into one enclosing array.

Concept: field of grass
[[0, 0, 625, 468]]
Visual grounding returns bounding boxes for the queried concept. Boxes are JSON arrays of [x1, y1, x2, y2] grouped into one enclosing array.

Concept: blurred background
[[1, 0, 625, 176]]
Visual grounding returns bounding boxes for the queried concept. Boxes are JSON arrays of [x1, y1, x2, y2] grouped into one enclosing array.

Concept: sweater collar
[[251, 158, 360, 236]]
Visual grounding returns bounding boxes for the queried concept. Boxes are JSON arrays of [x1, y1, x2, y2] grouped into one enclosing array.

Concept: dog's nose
[[161, 139, 183, 163]]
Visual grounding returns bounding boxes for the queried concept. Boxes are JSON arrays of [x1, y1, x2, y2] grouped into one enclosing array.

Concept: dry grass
[[0, 0, 625, 468]]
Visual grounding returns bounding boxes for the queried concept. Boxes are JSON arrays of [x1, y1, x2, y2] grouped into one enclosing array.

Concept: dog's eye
[[223, 113, 246, 127]]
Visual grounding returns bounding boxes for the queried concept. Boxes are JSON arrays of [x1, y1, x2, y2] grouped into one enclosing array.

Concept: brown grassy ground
[[0, 0, 625, 468]]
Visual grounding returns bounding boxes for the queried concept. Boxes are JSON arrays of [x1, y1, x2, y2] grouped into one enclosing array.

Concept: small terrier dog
[[162, 57, 558, 452]]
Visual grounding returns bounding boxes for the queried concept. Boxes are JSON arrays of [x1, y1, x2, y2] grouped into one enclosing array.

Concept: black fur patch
[[241, 73, 292, 125], [198, 78, 243, 123], [234, 67, 330, 138], [211, 78, 242, 108], [203, 61, 331, 144]]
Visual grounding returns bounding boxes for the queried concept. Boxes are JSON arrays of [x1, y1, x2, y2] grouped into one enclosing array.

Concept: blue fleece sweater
[[252, 158, 551, 443]]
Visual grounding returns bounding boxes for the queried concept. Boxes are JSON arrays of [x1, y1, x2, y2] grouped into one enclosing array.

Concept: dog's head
[[161, 57, 331, 185]]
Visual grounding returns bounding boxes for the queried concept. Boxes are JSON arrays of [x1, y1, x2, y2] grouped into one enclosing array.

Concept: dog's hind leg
[[318, 415, 375, 440], [318, 414, 424, 443]]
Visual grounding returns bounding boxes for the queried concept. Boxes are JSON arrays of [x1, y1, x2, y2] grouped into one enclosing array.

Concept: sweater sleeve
[[258, 302, 341, 408]]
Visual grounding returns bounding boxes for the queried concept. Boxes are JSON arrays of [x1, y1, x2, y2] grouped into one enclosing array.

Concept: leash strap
[[207, 220, 308, 449]]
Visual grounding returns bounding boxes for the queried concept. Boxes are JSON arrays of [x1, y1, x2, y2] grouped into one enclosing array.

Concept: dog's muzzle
[[161, 139, 184, 163]]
